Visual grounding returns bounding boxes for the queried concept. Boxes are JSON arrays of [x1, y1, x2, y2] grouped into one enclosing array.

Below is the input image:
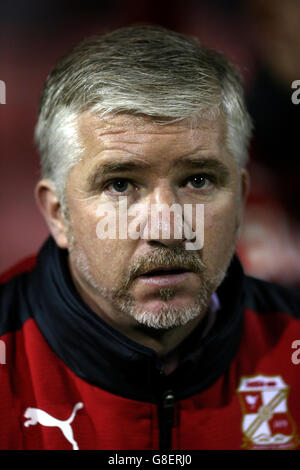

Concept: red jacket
[[1, 237, 300, 450]]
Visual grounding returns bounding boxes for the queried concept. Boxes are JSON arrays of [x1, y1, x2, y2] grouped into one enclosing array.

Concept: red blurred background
[[1, 0, 300, 286]]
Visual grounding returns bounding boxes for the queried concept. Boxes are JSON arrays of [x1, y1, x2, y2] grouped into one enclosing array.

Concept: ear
[[237, 168, 250, 235], [240, 168, 250, 207], [35, 179, 69, 249]]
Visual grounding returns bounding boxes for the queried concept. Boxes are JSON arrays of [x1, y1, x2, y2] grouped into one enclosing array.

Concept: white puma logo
[[24, 402, 83, 450]]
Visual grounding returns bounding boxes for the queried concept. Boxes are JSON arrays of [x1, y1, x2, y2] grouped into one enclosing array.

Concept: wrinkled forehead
[[76, 111, 228, 160]]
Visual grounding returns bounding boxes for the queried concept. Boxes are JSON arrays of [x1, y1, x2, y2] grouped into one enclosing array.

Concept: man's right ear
[[35, 179, 69, 249]]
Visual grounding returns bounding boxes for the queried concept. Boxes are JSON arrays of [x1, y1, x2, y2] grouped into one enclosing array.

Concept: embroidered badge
[[24, 402, 83, 450], [237, 375, 300, 450]]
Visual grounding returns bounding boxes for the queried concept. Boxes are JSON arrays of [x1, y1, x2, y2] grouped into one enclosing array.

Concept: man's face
[[64, 112, 246, 331]]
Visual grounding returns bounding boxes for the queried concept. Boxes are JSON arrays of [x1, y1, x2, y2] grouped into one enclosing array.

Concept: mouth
[[137, 266, 194, 287], [139, 267, 190, 277]]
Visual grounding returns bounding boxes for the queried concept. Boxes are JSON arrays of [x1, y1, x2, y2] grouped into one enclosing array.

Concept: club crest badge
[[237, 375, 300, 450]]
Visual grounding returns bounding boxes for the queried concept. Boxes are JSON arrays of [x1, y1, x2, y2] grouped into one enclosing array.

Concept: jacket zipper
[[159, 390, 175, 450]]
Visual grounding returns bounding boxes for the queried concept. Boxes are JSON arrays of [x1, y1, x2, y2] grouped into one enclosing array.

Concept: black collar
[[27, 237, 245, 403]]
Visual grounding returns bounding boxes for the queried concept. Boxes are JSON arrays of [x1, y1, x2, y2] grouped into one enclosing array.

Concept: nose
[[142, 183, 187, 248]]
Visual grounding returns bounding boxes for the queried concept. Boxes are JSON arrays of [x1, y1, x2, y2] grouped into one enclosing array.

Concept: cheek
[[69, 202, 134, 285], [202, 197, 239, 269]]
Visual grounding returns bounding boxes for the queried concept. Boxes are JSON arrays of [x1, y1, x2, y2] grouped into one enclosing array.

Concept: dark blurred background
[[1, 0, 300, 286]]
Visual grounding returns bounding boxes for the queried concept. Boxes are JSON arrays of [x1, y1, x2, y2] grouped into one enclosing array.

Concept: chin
[[116, 294, 208, 330], [132, 307, 201, 330]]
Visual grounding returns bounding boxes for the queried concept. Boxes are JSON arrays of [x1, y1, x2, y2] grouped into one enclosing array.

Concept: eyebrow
[[86, 156, 230, 191]]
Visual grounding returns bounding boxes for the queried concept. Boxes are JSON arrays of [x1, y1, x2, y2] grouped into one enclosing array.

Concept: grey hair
[[34, 25, 252, 206]]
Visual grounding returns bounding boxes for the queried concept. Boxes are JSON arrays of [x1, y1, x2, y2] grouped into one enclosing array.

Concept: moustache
[[127, 246, 206, 282]]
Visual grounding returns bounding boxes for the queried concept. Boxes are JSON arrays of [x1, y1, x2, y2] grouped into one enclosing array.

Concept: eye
[[105, 178, 133, 194], [186, 174, 214, 190]]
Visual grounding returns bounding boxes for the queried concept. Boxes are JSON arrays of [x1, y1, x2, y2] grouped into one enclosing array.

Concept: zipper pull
[[163, 390, 175, 428], [159, 389, 175, 450]]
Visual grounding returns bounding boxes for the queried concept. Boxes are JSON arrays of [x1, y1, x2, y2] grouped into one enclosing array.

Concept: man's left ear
[[34, 179, 69, 249], [241, 168, 250, 206], [237, 168, 250, 231]]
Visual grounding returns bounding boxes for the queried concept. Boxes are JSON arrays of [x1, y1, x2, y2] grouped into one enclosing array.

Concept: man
[[1, 25, 300, 451]]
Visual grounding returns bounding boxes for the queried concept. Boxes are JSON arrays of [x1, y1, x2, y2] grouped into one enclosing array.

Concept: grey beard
[[66, 208, 235, 330], [110, 276, 224, 330], [69, 238, 229, 330]]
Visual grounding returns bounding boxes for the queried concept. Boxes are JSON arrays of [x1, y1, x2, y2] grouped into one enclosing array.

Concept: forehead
[[76, 112, 228, 161]]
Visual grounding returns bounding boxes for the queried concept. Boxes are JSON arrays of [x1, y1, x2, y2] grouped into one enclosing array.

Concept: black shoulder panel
[[0, 273, 32, 336], [244, 275, 300, 318]]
